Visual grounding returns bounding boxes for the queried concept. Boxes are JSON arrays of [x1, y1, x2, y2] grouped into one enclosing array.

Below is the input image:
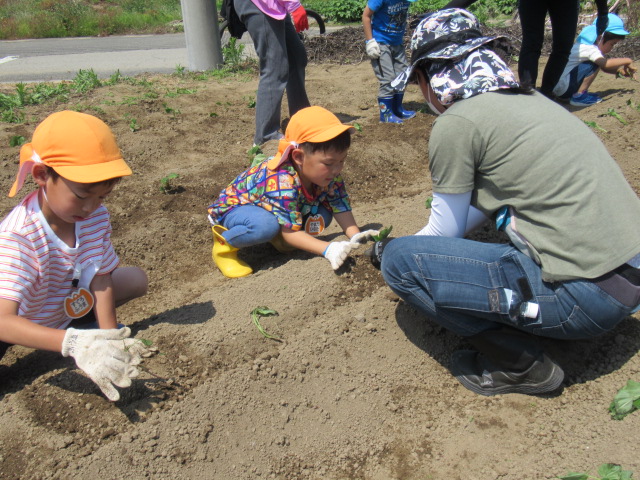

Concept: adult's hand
[[323, 241, 354, 270], [366, 39, 381, 60], [61, 327, 141, 401], [292, 5, 309, 33]]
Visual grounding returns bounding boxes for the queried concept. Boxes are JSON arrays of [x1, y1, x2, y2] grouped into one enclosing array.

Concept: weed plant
[[0, 0, 183, 40]]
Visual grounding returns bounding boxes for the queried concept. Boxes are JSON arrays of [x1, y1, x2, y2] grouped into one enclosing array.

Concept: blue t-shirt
[[368, 0, 410, 46]]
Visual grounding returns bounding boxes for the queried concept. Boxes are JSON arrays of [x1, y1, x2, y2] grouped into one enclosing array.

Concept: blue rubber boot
[[393, 92, 416, 120], [378, 97, 403, 124]]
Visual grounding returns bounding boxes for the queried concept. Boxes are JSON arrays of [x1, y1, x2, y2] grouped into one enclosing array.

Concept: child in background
[[0, 111, 150, 402], [207, 106, 378, 278], [362, 0, 417, 123], [553, 13, 637, 107]]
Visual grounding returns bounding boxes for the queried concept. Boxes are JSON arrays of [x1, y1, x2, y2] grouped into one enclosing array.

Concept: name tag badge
[[64, 288, 95, 319], [304, 213, 325, 236]]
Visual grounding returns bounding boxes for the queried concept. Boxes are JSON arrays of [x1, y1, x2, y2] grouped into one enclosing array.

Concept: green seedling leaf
[[372, 225, 392, 242], [425, 196, 433, 209], [353, 123, 363, 132], [160, 173, 180, 193], [598, 463, 634, 480], [627, 99, 640, 111], [558, 464, 634, 480], [251, 153, 267, 168], [557, 473, 589, 480], [584, 121, 608, 133], [251, 306, 282, 341], [609, 379, 640, 420], [139, 338, 153, 347], [9, 135, 25, 147], [605, 108, 628, 125]]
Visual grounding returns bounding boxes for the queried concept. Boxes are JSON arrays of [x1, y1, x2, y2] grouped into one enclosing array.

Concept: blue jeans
[[220, 205, 333, 248], [381, 236, 634, 339]]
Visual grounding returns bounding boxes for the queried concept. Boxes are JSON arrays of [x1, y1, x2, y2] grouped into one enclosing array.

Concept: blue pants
[[381, 236, 634, 339], [558, 61, 599, 98], [220, 205, 333, 248]]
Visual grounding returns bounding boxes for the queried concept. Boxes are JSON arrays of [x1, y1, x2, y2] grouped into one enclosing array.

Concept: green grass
[[0, 0, 184, 40]]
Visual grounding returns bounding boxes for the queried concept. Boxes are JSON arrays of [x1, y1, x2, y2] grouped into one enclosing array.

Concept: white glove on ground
[[62, 327, 141, 401], [350, 229, 380, 244], [365, 39, 381, 60], [323, 241, 354, 270]]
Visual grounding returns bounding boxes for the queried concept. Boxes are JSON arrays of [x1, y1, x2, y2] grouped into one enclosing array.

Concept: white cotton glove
[[61, 327, 142, 402], [350, 229, 380, 245], [365, 39, 381, 60], [323, 241, 355, 270], [122, 338, 155, 360]]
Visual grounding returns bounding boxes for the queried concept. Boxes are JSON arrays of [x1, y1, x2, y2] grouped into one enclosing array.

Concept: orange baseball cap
[[9, 111, 132, 197], [267, 106, 355, 170]]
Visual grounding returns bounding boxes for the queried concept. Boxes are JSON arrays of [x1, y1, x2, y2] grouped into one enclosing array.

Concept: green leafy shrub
[[323, 0, 366, 23]]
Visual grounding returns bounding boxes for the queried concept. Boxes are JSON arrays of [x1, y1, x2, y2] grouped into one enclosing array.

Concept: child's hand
[[619, 63, 637, 80], [62, 327, 142, 401], [365, 39, 381, 60], [323, 241, 354, 270], [350, 229, 380, 244]]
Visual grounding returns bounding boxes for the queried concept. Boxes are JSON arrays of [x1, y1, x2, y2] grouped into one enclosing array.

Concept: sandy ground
[[0, 33, 639, 480]]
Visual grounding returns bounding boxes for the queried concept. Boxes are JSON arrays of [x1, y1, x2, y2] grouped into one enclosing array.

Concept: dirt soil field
[[1, 26, 639, 480]]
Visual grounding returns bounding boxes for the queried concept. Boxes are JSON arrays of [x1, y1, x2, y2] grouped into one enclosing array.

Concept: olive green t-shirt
[[428, 90, 640, 281]]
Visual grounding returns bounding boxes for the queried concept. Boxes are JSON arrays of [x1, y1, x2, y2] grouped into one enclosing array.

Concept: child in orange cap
[[207, 106, 378, 278], [0, 111, 150, 402]]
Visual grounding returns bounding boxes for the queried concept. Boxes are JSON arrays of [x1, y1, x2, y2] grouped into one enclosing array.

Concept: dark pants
[[518, 0, 579, 96], [234, 0, 310, 145]]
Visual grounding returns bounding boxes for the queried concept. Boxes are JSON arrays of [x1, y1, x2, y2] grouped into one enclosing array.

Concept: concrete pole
[[179, 0, 223, 71]]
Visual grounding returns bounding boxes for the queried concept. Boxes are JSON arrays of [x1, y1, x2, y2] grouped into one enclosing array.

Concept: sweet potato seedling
[[558, 463, 634, 480], [609, 379, 640, 420], [425, 196, 433, 209], [603, 108, 628, 125], [372, 225, 392, 242], [584, 121, 608, 133], [251, 307, 282, 342], [160, 173, 180, 194], [9, 135, 25, 147]]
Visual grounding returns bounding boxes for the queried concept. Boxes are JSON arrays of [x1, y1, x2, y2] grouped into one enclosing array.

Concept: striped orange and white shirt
[[0, 191, 119, 329]]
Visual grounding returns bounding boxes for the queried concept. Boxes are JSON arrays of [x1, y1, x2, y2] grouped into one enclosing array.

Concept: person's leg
[[381, 235, 632, 338], [112, 267, 148, 307], [376, 44, 403, 123], [518, 0, 548, 89], [234, 0, 288, 145], [541, 0, 579, 97], [566, 62, 601, 106], [220, 205, 281, 248], [283, 15, 310, 116], [391, 46, 416, 119]]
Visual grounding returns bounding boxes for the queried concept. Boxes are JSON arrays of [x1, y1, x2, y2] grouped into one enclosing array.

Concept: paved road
[[0, 32, 258, 84]]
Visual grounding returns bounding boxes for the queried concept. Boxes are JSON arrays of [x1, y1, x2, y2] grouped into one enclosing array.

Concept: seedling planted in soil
[[372, 225, 392, 242], [609, 379, 640, 420], [584, 120, 608, 133], [251, 307, 282, 341], [603, 108, 628, 125], [558, 463, 634, 480], [160, 173, 180, 194]]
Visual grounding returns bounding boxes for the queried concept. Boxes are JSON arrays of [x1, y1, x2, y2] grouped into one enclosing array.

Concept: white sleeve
[[416, 192, 489, 237]]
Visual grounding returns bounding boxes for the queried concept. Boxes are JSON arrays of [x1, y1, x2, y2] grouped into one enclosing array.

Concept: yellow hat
[[267, 106, 355, 170], [9, 111, 132, 197]]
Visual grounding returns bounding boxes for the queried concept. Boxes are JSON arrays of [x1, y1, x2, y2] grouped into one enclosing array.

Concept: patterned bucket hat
[[391, 8, 518, 103]]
